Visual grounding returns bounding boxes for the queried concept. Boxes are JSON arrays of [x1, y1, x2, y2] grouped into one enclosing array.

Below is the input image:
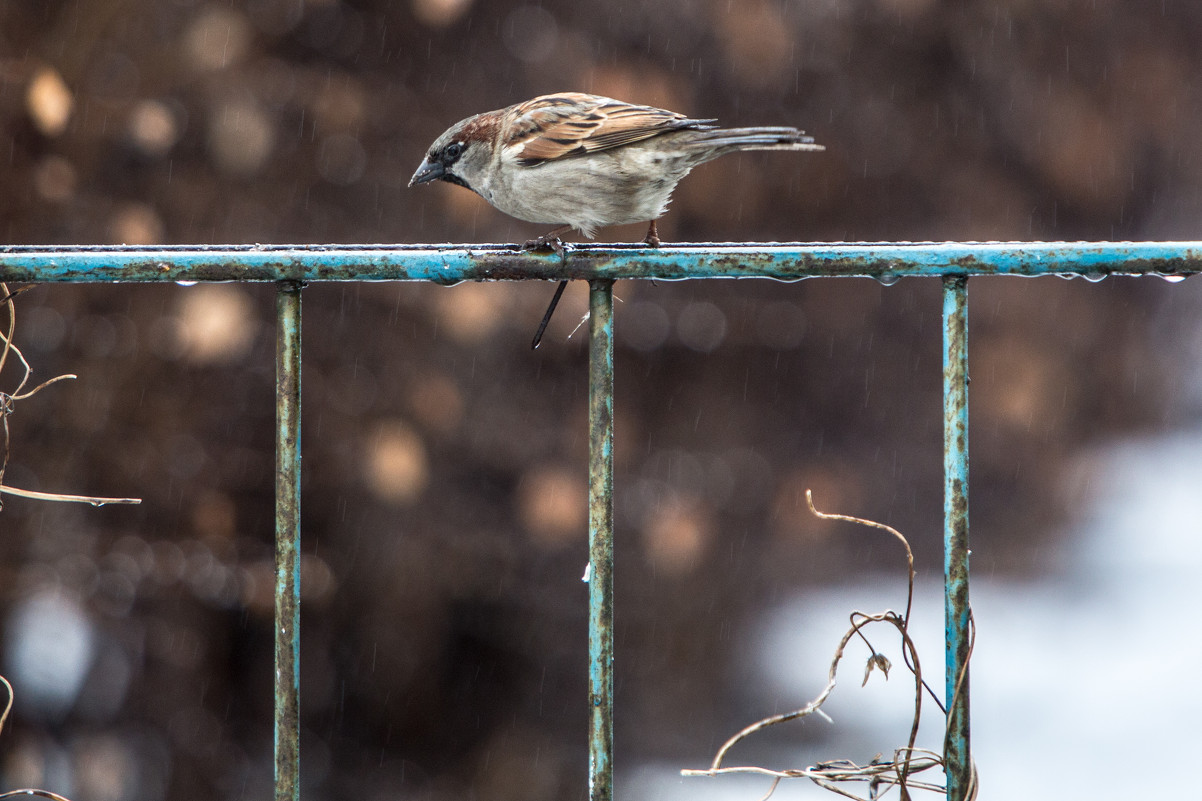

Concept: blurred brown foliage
[[1, 2, 1201, 801]]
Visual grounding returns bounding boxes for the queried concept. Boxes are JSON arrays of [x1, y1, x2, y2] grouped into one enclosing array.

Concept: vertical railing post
[[275, 281, 303, 801], [942, 276, 971, 799], [587, 279, 615, 801]]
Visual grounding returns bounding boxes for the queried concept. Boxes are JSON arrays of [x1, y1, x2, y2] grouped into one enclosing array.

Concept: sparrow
[[409, 92, 824, 247]]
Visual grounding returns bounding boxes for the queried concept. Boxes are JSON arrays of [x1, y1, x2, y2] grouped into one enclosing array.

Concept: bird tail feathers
[[688, 126, 824, 153]]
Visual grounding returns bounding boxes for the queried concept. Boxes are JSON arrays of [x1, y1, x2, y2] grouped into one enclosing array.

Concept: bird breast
[[488, 147, 695, 236]]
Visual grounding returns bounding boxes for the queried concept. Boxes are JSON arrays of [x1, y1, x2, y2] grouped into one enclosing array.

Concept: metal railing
[[4, 240, 1201, 801]]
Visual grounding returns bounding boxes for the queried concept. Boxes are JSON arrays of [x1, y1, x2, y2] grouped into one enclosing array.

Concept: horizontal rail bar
[[1, 241, 1200, 282]]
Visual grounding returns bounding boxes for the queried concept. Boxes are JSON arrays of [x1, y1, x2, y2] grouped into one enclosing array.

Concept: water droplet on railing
[[876, 272, 899, 286], [176, 280, 197, 287], [1160, 274, 1187, 283]]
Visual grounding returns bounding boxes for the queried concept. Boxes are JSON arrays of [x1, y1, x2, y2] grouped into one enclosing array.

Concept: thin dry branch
[[682, 491, 971, 801], [0, 287, 34, 307], [0, 790, 75, 801], [806, 490, 914, 624], [0, 282, 142, 508], [10, 370, 77, 402], [0, 485, 141, 506], [0, 675, 11, 736], [703, 610, 898, 771], [0, 675, 77, 801], [809, 491, 945, 715], [683, 751, 947, 796], [0, 284, 18, 382]]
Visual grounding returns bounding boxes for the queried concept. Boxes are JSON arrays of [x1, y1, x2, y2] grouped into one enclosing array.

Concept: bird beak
[[408, 158, 444, 187]]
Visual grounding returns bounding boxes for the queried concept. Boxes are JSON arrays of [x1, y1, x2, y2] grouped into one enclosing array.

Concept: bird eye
[[443, 142, 465, 161]]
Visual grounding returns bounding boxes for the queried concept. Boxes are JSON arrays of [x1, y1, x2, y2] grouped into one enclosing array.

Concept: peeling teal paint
[[942, 277, 971, 801], [1, 241, 1200, 282], [587, 280, 615, 801], [9, 241, 1198, 801], [274, 282, 302, 801]]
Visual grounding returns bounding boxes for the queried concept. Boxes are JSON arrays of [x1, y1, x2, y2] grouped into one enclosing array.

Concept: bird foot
[[643, 221, 661, 248], [523, 225, 573, 255], [523, 234, 566, 255]]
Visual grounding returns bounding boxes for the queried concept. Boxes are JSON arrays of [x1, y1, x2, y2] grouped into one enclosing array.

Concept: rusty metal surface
[[942, 276, 971, 800], [1, 241, 1201, 282], [10, 240, 1196, 801], [274, 282, 303, 801], [587, 280, 615, 801]]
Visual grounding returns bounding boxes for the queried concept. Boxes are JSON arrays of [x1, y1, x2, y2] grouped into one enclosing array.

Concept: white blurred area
[[624, 426, 1202, 801], [5, 590, 96, 722]]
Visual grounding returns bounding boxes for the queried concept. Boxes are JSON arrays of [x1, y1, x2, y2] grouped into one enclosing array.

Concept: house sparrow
[[409, 92, 824, 246]]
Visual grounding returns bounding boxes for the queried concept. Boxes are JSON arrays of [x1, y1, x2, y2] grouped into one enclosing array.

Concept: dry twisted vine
[[0, 283, 140, 508], [0, 675, 75, 801], [681, 490, 977, 801]]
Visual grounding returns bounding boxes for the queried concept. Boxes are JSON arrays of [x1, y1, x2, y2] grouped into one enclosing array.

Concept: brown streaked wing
[[510, 94, 713, 165]]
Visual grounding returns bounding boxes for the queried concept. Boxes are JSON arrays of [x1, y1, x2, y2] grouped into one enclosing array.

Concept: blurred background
[[2, 1, 1202, 800]]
